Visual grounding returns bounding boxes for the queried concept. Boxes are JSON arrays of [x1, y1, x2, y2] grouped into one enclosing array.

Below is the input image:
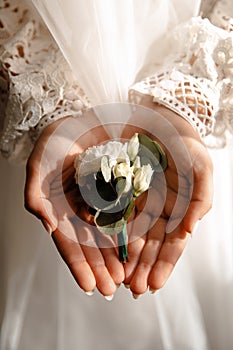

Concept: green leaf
[[138, 134, 167, 172], [94, 213, 125, 236], [79, 173, 110, 210], [94, 208, 125, 227], [138, 134, 159, 170], [96, 171, 118, 202], [114, 176, 127, 196], [138, 134, 160, 161], [79, 172, 118, 212]]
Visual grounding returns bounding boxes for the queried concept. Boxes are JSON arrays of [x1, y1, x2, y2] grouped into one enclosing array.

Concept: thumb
[[25, 159, 58, 234], [182, 160, 213, 234]]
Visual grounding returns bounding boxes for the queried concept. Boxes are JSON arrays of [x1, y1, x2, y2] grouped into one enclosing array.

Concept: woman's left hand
[[121, 100, 213, 296]]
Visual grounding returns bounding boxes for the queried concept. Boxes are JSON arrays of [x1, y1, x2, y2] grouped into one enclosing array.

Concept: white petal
[[101, 156, 111, 182]]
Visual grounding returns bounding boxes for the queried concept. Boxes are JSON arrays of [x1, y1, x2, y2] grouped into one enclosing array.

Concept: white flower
[[114, 162, 132, 178], [133, 164, 153, 197], [113, 162, 134, 194], [127, 133, 139, 161], [133, 156, 141, 173], [101, 156, 111, 182], [74, 141, 130, 184]]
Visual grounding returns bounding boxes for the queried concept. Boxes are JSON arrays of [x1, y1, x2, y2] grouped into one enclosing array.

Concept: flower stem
[[117, 221, 128, 263]]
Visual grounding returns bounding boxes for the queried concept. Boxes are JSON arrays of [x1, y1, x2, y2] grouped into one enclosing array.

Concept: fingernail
[[116, 283, 121, 289], [124, 284, 130, 289], [149, 287, 156, 294], [132, 293, 141, 300], [105, 294, 114, 301], [41, 219, 52, 236], [85, 290, 94, 296], [192, 221, 200, 235]]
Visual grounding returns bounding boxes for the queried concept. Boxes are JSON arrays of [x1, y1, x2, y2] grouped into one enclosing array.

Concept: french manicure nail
[[192, 221, 200, 235], [85, 291, 94, 296], [132, 293, 141, 300], [41, 219, 52, 236], [149, 287, 156, 294], [105, 295, 114, 301], [124, 284, 130, 289]]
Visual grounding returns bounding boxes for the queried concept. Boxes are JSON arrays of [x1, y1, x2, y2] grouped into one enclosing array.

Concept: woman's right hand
[[25, 113, 125, 298]]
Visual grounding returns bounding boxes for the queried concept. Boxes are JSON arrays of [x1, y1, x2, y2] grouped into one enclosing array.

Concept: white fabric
[[1, 1, 233, 350], [32, 0, 200, 105]]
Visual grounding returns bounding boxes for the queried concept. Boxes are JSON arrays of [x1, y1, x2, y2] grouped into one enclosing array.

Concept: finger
[[124, 185, 163, 287], [148, 226, 189, 291], [164, 165, 191, 234], [99, 247, 125, 285], [95, 234, 125, 285], [52, 218, 96, 293], [129, 218, 166, 295], [124, 212, 151, 284], [182, 156, 213, 233], [166, 147, 213, 234], [75, 224, 117, 297]]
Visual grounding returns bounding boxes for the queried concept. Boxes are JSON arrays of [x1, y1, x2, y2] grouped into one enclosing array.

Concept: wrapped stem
[[117, 221, 128, 263]]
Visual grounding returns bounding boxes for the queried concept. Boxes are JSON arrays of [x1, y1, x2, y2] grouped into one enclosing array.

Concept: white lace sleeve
[[130, 0, 233, 148], [0, 0, 89, 161]]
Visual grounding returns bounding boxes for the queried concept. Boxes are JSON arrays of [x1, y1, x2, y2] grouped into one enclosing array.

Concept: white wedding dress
[[1, 1, 233, 349]]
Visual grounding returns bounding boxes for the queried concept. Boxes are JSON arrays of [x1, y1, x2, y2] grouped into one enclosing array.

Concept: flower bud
[[114, 162, 133, 194], [133, 156, 141, 173], [114, 162, 132, 178], [127, 133, 139, 161], [133, 164, 153, 197]]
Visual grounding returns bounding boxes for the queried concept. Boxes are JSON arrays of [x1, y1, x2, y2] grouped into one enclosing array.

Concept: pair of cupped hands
[[24, 100, 213, 300]]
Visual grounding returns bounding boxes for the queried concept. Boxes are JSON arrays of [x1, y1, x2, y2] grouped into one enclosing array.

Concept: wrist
[[134, 93, 203, 143], [129, 69, 219, 143]]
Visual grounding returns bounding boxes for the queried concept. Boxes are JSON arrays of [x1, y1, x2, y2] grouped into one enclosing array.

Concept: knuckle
[[91, 260, 106, 271], [139, 261, 152, 271], [67, 257, 86, 270]]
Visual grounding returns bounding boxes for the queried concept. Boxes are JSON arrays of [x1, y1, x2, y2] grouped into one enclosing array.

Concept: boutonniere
[[74, 133, 167, 262]]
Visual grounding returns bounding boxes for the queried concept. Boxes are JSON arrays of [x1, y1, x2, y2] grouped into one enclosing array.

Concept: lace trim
[[129, 69, 219, 139], [132, 14, 233, 147], [0, 0, 90, 161]]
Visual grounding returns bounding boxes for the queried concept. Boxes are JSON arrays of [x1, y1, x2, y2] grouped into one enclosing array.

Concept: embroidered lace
[[0, 0, 89, 160], [1, 0, 233, 159], [130, 9, 233, 147]]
